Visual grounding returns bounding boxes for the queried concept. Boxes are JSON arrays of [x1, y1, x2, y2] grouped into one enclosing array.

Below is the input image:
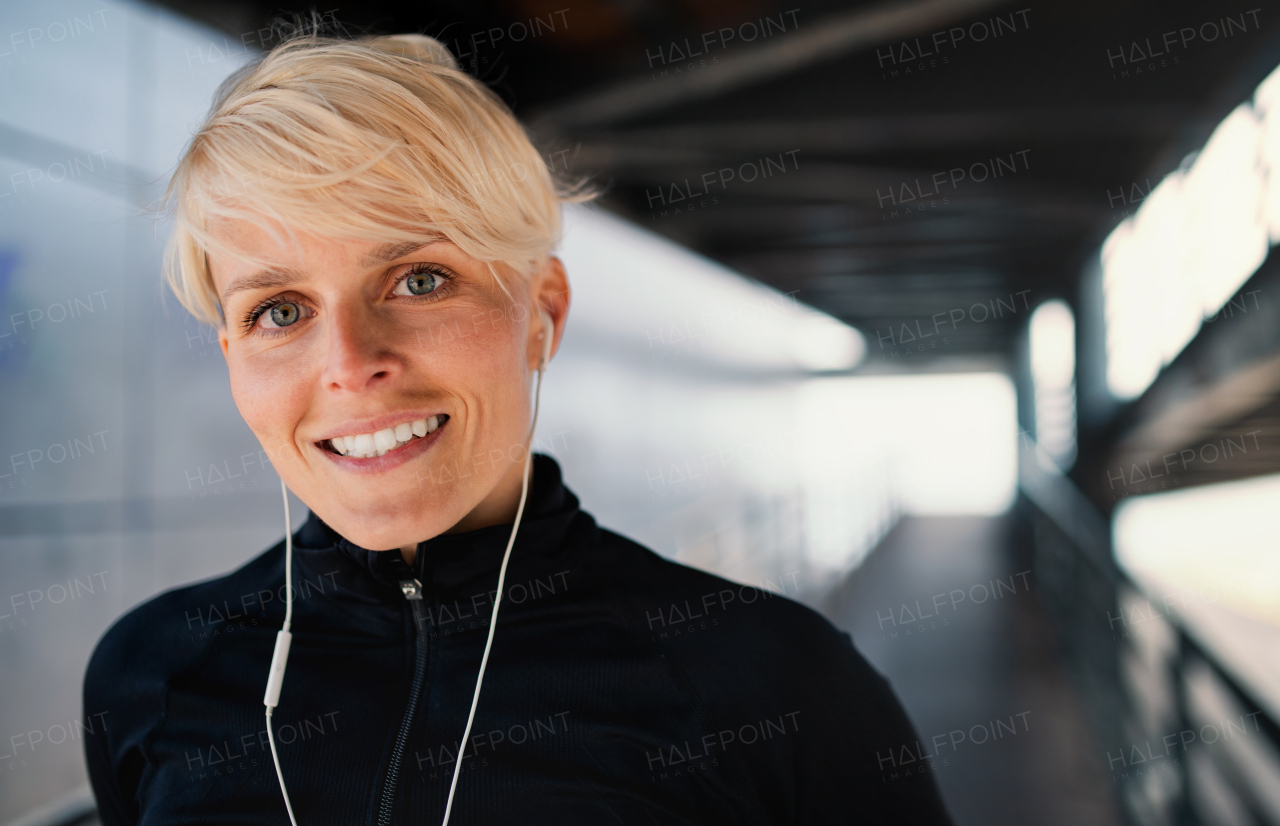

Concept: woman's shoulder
[[591, 526, 862, 670], [586, 526, 917, 788], [85, 542, 283, 696]]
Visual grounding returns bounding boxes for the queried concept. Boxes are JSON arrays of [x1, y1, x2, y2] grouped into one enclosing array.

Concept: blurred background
[[2, 0, 1279, 823]]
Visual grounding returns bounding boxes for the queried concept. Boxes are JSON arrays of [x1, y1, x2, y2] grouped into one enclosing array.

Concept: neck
[[398, 455, 530, 569]]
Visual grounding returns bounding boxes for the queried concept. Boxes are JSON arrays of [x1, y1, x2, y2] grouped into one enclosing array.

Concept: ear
[[217, 324, 230, 361], [527, 257, 570, 371]]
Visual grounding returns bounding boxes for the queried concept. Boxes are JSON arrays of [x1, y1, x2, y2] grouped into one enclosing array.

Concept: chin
[[322, 512, 427, 552], [312, 487, 460, 552], [287, 423, 485, 549]]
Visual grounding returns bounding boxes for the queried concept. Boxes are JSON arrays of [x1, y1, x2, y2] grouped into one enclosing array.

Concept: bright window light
[[1030, 300, 1077, 469], [798, 372, 1016, 508], [1254, 62, 1280, 242], [1102, 90, 1273, 400], [1114, 474, 1280, 625], [888, 372, 1017, 516], [558, 204, 865, 373], [791, 312, 866, 371]]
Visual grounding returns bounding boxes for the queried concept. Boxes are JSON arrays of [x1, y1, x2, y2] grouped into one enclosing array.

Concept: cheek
[[425, 305, 528, 424], [436, 314, 525, 392], [226, 350, 312, 446]]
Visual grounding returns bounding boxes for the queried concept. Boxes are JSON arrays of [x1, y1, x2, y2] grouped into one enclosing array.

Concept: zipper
[[376, 576, 428, 826]]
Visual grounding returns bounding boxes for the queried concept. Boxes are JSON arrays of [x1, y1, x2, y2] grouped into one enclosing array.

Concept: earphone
[[439, 308, 550, 824], [264, 482, 298, 825], [264, 307, 554, 826]]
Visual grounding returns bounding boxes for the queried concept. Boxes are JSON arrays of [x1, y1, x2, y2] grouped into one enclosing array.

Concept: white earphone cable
[[267, 478, 300, 826], [440, 355, 545, 826]]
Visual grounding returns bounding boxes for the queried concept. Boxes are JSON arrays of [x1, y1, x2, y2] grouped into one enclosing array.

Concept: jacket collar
[[292, 454, 581, 599]]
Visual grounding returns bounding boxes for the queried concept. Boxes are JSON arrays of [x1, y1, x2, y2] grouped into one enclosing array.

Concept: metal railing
[[1018, 434, 1280, 826]]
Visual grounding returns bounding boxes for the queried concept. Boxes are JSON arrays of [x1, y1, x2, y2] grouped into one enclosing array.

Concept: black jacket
[[83, 455, 953, 825]]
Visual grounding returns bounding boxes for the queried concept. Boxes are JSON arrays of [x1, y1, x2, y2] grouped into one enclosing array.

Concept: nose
[[320, 302, 403, 393]]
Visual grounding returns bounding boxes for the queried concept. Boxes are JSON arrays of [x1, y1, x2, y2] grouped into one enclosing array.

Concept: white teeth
[[373, 428, 397, 451], [328, 417, 441, 458]]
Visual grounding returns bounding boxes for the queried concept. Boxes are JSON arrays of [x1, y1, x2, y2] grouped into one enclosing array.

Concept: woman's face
[[210, 218, 568, 552]]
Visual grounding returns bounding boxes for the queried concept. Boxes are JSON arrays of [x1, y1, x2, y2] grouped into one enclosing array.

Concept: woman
[[82, 30, 953, 826]]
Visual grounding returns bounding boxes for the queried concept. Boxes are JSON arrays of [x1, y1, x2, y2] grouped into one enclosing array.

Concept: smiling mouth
[[322, 415, 449, 458]]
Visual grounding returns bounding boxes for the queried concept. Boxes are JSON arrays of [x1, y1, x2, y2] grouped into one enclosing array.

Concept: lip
[[316, 416, 448, 474]]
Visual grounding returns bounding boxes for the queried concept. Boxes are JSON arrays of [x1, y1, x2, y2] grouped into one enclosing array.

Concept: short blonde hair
[[163, 31, 591, 327]]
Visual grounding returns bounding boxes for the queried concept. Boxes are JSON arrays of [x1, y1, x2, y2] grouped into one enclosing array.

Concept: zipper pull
[[399, 578, 423, 600]]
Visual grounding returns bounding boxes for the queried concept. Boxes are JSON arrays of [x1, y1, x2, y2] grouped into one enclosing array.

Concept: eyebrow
[[359, 240, 436, 267], [220, 269, 301, 307]]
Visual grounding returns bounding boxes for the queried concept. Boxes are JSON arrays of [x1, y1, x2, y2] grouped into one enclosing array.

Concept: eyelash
[[239, 263, 456, 337]]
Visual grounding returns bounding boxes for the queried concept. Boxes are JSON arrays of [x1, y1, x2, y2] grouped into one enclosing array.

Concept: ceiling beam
[[564, 106, 1193, 161], [534, 0, 1019, 130]]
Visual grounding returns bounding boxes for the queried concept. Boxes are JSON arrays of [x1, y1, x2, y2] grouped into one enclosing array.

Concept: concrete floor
[[819, 515, 1125, 826]]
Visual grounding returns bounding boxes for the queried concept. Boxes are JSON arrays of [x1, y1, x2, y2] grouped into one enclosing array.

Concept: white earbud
[[537, 308, 553, 372]]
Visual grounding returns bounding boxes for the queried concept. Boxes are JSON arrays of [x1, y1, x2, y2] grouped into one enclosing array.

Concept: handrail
[[1017, 431, 1280, 826]]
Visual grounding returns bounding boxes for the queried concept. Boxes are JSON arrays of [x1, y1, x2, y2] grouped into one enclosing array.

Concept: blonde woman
[[82, 30, 952, 826]]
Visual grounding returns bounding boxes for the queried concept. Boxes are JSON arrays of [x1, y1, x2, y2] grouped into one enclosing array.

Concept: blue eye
[[262, 302, 301, 328], [406, 272, 438, 295], [243, 298, 311, 335], [395, 268, 448, 297]]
